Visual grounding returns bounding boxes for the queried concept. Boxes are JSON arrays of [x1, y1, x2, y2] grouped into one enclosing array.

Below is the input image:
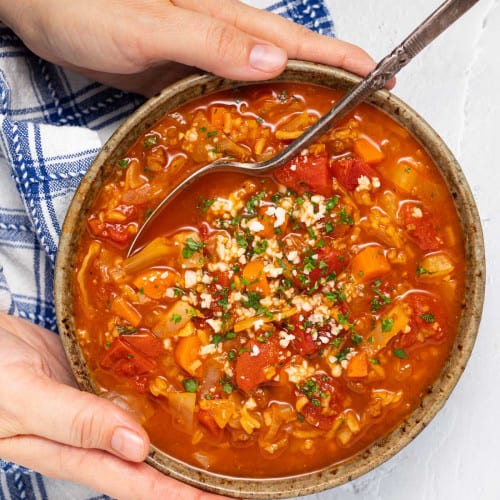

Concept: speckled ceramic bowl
[[55, 61, 485, 498]]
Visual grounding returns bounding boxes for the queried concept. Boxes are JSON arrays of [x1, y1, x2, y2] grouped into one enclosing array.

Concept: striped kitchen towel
[[0, 1, 334, 499]]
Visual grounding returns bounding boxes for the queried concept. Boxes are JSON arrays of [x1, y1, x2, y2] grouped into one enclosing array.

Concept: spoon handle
[[269, 0, 480, 166]]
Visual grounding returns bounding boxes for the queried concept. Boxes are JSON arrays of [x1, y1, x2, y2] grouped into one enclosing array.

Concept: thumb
[[146, 6, 288, 80], [11, 374, 150, 462]]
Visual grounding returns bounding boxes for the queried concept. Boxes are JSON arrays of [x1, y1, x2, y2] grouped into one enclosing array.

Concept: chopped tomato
[[101, 337, 156, 377], [309, 245, 348, 284], [235, 336, 282, 392], [296, 374, 344, 430], [329, 158, 378, 191], [197, 409, 225, 439], [274, 153, 332, 197], [395, 293, 445, 348], [120, 333, 164, 358], [286, 314, 319, 356], [88, 215, 134, 245], [399, 202, 442, 251]]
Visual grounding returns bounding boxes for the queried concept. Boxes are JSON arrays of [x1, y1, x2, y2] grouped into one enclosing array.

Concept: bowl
[[55, 61, 485, 498]]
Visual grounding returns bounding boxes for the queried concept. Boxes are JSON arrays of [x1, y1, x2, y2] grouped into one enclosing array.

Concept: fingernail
[[249, 44, 287, 72], [111, 427, 146, 462]]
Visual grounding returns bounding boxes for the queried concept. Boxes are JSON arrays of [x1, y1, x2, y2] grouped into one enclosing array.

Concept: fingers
[[141, 5, 287, 80], [172, 0, 376, 76], [5, 370, 150, 462], [0, 435, 225, 500]]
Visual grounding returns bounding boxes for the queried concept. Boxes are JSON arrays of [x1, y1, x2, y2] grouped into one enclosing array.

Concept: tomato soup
[[73, 83, 465, 477]]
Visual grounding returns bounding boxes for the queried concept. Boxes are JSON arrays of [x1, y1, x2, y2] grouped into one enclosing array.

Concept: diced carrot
[[256, 206, 288, 238], [209, 106, 228, 129], [132, 268, 178, 299], [110, 296, 142, 327], [351, 245, 391, 282], [353, 135, 385, 164], [174, 334, 202, 377], [346, 351, 369, 378], [242, 259, 270, 296]]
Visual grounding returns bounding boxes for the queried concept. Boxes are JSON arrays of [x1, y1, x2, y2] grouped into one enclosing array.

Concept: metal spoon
[[128, 0, 478, 256]]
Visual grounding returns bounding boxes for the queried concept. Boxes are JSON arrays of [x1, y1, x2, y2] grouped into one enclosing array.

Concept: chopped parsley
[[381, 318, 394, 333], [143, 135, 158, 148], [393, 348, 408, 359], [182, 237, 205, 258], [116, 325, 137, 335], [170, 313, 182, 324], [420, 313, 435, 323]]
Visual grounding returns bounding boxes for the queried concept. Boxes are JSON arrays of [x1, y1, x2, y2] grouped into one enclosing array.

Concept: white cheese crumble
[[206, 318, 222, 333], [412, 206, 423, 218], [285, 359, 315, 384]]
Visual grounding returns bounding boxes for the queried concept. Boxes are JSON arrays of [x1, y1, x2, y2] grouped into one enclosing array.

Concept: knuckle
[[69, 406, 105, 449], [205, 23, 240, 60]]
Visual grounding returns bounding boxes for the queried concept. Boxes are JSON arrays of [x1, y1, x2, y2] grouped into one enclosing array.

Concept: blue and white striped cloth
[[0, 2, 334, 498]]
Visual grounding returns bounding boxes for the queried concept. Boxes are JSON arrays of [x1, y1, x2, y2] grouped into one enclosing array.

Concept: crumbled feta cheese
[[206, 318, 222, 333], [285, 359, 315, 384], [200, 293, 212, 309], [184, 270, 198, 288], [274, 206, 286, 227], [248, 219, 265, 233], [279, 330, 296, 348], [357, 175, 371, 191], [199, 343, 217, 356], [412, 207, 423, 218], [250, 344, 261, 356]]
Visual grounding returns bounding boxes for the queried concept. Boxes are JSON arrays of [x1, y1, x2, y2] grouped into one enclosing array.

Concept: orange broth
[[73, 83, 465, 477]]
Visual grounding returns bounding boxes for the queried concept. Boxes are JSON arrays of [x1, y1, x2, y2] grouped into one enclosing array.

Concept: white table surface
[[302, 1, 498, 499]]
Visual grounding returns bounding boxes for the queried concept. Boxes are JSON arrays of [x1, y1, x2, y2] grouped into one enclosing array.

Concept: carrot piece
[[353, 135, 385, 164], [110, 296, 142, 327], [242, 259, 270, 296], [346, 351, 369, 378], [256, 206, 288, 238], [351, 245, 391, 282], [132, 269, 177, 299], [209, 106, 228, 129], [174, 335, 202, 377]]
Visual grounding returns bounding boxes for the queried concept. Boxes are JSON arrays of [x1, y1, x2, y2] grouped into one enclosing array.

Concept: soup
[[72, 83, 465, 477]]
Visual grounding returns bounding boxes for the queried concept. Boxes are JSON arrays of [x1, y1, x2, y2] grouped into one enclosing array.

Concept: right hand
[[0, 313, 225, 499], [0, 0, 380, 96]]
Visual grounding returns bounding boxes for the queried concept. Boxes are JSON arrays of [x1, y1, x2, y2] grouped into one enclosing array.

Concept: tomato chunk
[[235, 336, 281, 391], [274, 153, 332, 196], [329, 158, 378, 191], [399, 202, 442, 251], [309, 245, 348, 285], [395, 293, 445, 348], [101, 337, 156, 376], [295, 374, 345, 430]]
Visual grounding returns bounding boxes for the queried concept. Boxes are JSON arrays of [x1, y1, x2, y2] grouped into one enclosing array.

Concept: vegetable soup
[[73, 83, 465, 477]]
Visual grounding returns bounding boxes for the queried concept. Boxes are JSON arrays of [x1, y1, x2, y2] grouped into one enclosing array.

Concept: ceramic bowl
[[55, 61, 485, 498]]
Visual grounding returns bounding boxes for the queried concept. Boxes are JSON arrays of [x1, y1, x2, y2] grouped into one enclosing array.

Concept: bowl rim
[[55, 60, 486, 498]]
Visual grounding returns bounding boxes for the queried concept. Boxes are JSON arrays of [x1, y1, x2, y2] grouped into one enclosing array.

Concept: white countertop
[[303, 1, 498, 499]]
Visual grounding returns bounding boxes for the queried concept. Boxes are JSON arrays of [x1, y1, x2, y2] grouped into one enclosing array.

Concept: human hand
[[0, 0, 379, 96], [0, 313, 225, 500]]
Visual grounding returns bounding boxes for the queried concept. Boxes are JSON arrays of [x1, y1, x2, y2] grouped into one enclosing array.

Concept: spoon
[[128, 0, 478, 257]]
